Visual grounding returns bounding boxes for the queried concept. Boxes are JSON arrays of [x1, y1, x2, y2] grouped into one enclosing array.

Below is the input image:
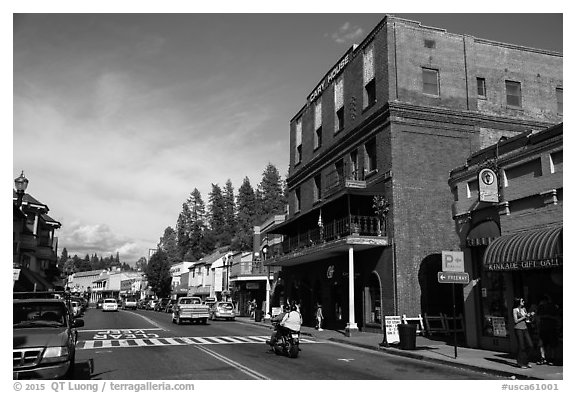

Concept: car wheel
[[202, 318, 208, 325], [176, 316, 181, 325]]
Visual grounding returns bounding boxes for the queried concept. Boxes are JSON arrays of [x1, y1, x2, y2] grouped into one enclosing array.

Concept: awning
[[467, 220, 500, 247], [483, 226, 562, 271]]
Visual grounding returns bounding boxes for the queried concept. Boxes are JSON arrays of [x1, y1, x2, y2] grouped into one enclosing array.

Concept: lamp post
[[14, 171, 29, 208], [262, 246, 270, 320]]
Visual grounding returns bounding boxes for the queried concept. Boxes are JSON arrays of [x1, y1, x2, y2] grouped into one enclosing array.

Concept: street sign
[[442, 251, 464, 272], [437, 271, 469, 284]]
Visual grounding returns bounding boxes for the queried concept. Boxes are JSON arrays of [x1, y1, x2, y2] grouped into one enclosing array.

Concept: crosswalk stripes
[[78, 335, 317, 350]]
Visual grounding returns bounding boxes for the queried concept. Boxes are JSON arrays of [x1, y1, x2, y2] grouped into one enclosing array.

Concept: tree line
[[146, 163, 287, 297]]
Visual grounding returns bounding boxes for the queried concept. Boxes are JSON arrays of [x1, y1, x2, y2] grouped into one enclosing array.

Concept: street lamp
[[262, 246, 271, 320], [14, 171, 29, 208]]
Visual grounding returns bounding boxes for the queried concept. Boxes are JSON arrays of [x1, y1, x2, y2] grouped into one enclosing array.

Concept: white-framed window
[[505, 80, 522, 108], [364, 138, 377, 173], [363, 43, 376, 109], [422, 68, 439, 96], [314, 100, 322, 150], [334, 76, 344, 132], [550, 150, 563, 174], [295, 118, 302, 164]]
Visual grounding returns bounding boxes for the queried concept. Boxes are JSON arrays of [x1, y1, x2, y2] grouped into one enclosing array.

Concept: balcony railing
[[282, 214, 385, 254], [325, 165, 366, 197], [230, 261, 280, 278]]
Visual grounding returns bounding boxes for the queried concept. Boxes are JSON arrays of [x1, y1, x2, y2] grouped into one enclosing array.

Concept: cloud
[[58, 222, 146, 263], [330, 22, 365, 44]]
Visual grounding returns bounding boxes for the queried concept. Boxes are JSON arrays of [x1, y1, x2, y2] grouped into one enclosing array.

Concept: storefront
[[478, 226, 562, 359]]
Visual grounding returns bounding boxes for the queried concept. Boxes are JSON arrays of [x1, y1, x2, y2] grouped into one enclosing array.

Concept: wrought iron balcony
[[229, 261, 280, 278], [281, 214, 385, 254]]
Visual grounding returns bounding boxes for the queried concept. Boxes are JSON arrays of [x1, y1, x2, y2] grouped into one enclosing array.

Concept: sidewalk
[[236, 316, 562, 380]]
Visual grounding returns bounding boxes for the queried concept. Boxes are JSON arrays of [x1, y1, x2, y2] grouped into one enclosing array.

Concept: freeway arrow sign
[[437, 271, 469, 284]]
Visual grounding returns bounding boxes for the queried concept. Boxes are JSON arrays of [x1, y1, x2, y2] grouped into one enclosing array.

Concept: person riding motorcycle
[[266, 305, 289, 347], [267, 303, 302, 348]]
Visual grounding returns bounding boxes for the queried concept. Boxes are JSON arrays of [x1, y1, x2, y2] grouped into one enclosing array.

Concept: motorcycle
[[268, 321, 300, 358]]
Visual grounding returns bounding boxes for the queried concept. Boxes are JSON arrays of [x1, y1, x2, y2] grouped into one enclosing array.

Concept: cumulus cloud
[[58, 222, 146, 263], [330, 22, 365, 44]]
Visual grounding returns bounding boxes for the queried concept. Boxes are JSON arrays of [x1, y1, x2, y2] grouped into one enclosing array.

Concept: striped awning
[[483, 226, 562, 271]]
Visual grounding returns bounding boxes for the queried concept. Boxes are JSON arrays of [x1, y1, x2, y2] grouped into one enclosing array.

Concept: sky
[[9, 5, 565, 265]]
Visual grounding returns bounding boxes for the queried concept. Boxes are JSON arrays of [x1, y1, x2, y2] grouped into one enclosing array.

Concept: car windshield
[[13, 302, 67, 328], [218, 303, 233, 310], [104, 299, 116, 303]]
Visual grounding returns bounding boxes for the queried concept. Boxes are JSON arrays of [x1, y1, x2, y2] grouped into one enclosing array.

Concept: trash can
[[254, 309, 264, 322], [397, 323, 417, 350]]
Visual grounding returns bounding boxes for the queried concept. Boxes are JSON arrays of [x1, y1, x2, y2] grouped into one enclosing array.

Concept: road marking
[[338, 358, 355, 362], [78, 328, 164, 333], [195, 344, 269, 380], [123, 310, 168, 330], [77, 335, 317, 350]]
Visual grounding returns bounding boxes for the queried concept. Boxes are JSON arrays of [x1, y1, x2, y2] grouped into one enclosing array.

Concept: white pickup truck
[[171, 296, 210, 325]]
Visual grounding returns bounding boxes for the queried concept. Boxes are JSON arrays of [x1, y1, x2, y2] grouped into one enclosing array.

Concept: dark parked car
[[13, 298, 84, 379], [96, 298, 103, 309], [165, 299, 177, 313], [155, 298, 170, 312]]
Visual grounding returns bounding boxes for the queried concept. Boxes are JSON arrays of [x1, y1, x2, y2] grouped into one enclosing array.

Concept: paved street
[[73, 307, 504, 380]]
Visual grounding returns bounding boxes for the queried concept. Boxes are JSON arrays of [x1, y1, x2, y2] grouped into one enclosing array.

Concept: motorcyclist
[[266, 305, 288, 347], [278, 303, 302, 340]]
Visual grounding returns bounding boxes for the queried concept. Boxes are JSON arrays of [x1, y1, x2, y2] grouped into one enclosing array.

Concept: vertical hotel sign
[[478, 168, 498, 203]]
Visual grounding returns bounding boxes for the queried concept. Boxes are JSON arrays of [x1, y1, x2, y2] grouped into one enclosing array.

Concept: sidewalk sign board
[[384, 315, 401, 344]]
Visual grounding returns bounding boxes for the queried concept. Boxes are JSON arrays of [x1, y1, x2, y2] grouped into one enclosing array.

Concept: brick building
[[263, 15, 562, 336], [449, 123, 562, 356]]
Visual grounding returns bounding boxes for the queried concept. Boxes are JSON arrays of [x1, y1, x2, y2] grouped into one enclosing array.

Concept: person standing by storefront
[[535, 294, 559, 365], [315, 303, 324, 331], [513, 297, 535, 369]]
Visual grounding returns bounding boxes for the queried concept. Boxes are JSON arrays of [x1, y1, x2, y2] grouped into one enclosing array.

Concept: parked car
[[165, 299, 177, 313], [102, 298, 119, 312], [137, 299, 147, 309], [209, 301, 236, 321], [13, 297, 84, 379], [155, 298, 170, 311], [203, 297, 217, 310], [96, 298, 103, 309], [122, 297, 137, 310], [70, 301, 82, 318], [146, 299, 158, 310]]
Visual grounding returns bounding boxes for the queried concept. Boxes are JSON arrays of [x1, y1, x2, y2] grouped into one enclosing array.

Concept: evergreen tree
[[59, 248, 69, 267], [176, 202, 192, 260], [186, 188, 207, 260], [233, 176, 257, 251], [158, 226, 179, 265], [145, 248, 172, 298], [257, 163, 286, 224], [223, 179, 237, 245], [208, 183, 227, 246]]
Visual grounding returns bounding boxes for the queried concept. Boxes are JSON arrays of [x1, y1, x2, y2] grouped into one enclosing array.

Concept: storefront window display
[[480, 271, 509, 337], [368, 276, 381, 324]]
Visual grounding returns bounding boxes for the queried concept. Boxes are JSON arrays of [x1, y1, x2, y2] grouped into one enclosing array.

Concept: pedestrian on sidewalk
[[513, 297, 535, 369], [315, 303, 324, 331], [535, 294, 559, 365]]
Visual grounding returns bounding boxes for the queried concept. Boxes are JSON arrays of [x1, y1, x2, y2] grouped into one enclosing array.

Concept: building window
[[313, 175, 322, 202], [363, 44, 376, 109], [477, 77, 486, 99], [424, 39, 436, 49], [556, 87, 563, 114], [334, 76, 344, 132], [422, 68, 439, 96], [467, 179, 478, 198], [295, 119, 302, 164], [364, 138, 377, 174], [550, 151, 563, 174], [505, 80, 522, 108], [295, 188, 301, 213], [350, 150, 359, 180], [314, 100, 322, 150]]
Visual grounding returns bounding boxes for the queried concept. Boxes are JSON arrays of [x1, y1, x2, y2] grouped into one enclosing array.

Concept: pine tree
[[208, 183, 226, 246], [186, 188, 207, 260], [223, 179, 237, 245], [257, 163, 286, 224], [176, 202, 192, 260], [233, 176, 257, 251]]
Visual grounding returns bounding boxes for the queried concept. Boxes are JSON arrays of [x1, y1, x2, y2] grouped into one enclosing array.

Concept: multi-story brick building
[[263, 15, 562, 336], [449, 123, 562, 356]]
